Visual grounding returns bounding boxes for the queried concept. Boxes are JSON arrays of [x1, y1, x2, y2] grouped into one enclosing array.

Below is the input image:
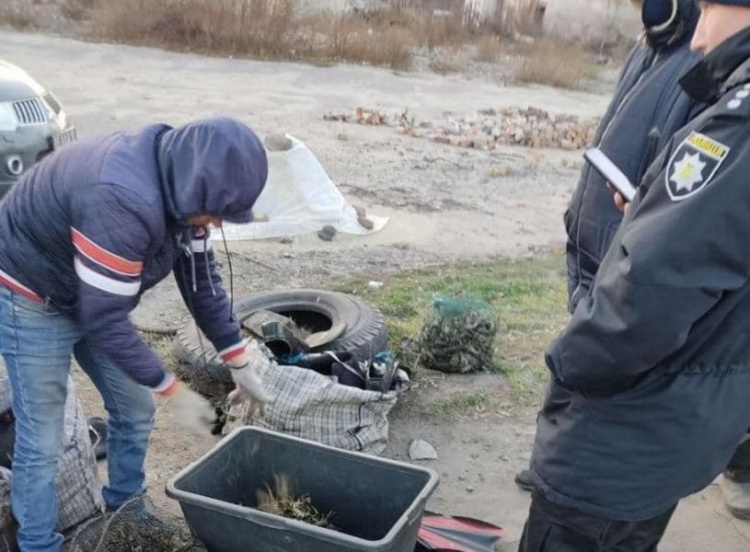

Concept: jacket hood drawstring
[[180, 228, 219, 297], [204, 233, 216, 297], [220, 225, 235, 322], [180, 226, 233, 320]]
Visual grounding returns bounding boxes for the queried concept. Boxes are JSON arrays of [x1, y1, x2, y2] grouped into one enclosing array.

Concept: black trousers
[[518, 491, 676, 552]]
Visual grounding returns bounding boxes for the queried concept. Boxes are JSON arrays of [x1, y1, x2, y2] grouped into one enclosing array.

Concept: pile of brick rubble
[[324, 106, 599, 151]]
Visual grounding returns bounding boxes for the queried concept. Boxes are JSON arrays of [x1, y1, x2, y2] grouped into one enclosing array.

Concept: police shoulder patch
[[665, 132, 730, 202]]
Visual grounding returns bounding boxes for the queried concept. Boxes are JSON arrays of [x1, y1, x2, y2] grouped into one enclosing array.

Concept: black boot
[[514, 469, 535, 492]]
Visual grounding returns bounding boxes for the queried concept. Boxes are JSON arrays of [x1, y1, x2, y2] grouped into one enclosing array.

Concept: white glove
[[226, 341, 270, 418], [157, 379, 216, 437]]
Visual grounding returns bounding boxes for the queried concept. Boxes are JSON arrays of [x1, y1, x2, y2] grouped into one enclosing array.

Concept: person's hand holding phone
[[613, 191, 630, 214], [606, 183, 631, 214]]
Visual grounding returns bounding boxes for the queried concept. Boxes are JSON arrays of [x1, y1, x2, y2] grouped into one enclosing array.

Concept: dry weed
[[487, 164, 515, 178], [527, 149, 544, 163], [84, 0, 489, 70], [415, 13, 470, 50], [0, 3, 36, 29], [517, 38, 595, 90], [2, 0, 598, 81], [475, 35, 503, 63], [60, 0, 97, 22], [257, 474, 337, 530], [315, 13, 414, 70], [430, 48, 464, 74], [90, 0, 299, 59], [354, 8, 470, 50], [88, 0, 420, 68]]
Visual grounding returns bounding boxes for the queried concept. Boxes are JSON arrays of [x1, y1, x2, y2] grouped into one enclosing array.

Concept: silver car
[[0, 60, 76, 197]]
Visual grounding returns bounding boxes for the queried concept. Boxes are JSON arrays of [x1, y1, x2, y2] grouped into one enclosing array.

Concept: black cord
[[179, 242, 208, 369], [220, 224, 234, 321]]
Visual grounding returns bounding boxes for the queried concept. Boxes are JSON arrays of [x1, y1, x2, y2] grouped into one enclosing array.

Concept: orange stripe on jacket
[[71, 228, 143, 277]]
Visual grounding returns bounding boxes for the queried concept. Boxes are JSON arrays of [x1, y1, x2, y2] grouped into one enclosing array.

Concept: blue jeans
[[0, 287, 155, 552]]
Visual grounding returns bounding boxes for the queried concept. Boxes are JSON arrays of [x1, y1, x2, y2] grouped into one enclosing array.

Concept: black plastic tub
[[166, 427, 439, 552]]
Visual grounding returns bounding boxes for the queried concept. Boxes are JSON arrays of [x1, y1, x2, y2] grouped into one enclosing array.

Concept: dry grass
[[2, 0, 597, 82], [430, 49, 464, 75], [517, 38, 595, 90], [312, 13, 415, 70], [487, 164, 516, 178], [85, 0, 485, 70], [410, 12, 472, 50], [90, 0, 300, 60], [334, 256, 569, 404], [141, 332, 181, 374], [257, 474, 336, 530], [60, 0, 98, 22], [0, 3, 35, 29], [475, 35, 504, 63], [527, 149, 544, 164]]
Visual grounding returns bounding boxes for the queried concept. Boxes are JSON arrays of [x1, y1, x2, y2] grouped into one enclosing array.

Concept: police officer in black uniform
[[520, 2, 750, 549]]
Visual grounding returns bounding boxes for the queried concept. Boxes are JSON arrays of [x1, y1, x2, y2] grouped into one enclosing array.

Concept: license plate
[[53, 127, 77, 149]]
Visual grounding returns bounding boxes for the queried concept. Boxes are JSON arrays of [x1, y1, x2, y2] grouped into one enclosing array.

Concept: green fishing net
[[417, 297, 498, 374]]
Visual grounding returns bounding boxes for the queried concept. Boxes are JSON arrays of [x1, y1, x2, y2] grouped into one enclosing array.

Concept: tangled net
[[418, 298, 498, 374], [64, 496, 206, 552]]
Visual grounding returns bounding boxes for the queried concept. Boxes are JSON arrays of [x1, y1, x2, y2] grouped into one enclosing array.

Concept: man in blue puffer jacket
[[566, 0, 703, 312], [515, 0, 704, 492], [0, 117, 270, 551], [554, 0, 750, 523], [519, 2, 750, 548]]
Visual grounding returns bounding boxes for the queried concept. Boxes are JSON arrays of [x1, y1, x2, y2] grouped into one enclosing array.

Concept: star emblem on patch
[[665, 132, 730, 202], [669, 152, 706, 193]]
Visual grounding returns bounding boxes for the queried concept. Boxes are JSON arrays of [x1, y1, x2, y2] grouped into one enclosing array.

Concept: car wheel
[[173, 290, 387, 399]]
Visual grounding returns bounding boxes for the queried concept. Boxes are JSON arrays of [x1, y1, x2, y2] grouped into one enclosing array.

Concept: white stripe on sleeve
[[74, 257, 141, 297]]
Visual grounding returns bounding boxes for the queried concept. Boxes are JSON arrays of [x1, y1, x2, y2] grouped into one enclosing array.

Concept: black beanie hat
[[643, 0, 676, 28]]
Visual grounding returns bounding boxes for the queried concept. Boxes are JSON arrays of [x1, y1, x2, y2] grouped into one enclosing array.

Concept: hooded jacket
[[0, 117, 268, 389], [565, 0, 703, 312], [531, 27, 750, 521]]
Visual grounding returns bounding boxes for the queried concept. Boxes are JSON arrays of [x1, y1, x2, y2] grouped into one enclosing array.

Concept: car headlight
[[0, 103, 18, 132]]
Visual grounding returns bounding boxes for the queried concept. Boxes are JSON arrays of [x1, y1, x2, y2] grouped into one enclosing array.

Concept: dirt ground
[[4, 29, 750, 550]]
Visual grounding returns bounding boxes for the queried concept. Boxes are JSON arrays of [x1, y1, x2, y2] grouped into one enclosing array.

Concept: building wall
[[543, 0, 641, 42], [464, 0, 546, 31], [462, 0, 638, 40], [296, 0, 641, 43]]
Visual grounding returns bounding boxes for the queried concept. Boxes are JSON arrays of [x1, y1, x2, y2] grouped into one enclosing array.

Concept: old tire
[[174, 290, 387, 398]]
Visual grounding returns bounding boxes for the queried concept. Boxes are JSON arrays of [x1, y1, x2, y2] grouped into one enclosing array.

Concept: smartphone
[[583, 148, 637, 203]]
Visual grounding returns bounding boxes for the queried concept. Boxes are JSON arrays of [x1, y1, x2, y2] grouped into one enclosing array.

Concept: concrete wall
[[463, 0, 546, 31], [295, 0, 380, 15], [296, 0, 641, 43], [461, 0, 639, 40], [543, 0, 641, 43]]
